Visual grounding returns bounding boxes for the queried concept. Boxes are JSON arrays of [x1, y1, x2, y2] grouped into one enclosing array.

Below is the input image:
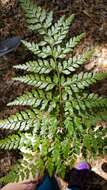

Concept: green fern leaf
[[84, 111, 107, 126], [64, 117, 74, 136], [0, 0, 107, 182], [0, 109, 38, 131], [83, 93, 107, 109], [22, 40, 41, 55], [13, 59, 55, 74], [64, 93, 107, 117], [58, 33, 85, 58], [0, 163, 21, 183], [62, 72, 107, 93], [0, 134, 22, 150], [22, 40, 54, 58], [62, 50, 93, 75], [45, 14, 74, 46], [13, 74, 55, 91], [0, 153, 40, 183], [83, 127, 106, 157], [20, 0, 53, 34], [8, 90, 57, 112]]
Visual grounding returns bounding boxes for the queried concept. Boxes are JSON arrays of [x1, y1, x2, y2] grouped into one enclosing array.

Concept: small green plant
[[0, 0, 107, 183]]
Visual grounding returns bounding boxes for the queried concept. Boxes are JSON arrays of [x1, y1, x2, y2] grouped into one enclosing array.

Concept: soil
[[0, 0, 107, 189]]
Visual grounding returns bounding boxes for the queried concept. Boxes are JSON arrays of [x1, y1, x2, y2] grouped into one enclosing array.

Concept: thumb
[[1, 183, 37, 190], [26, 183, 36, 190]]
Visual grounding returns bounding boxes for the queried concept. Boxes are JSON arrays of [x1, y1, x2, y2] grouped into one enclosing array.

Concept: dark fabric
[[36, 174, 60, 190]]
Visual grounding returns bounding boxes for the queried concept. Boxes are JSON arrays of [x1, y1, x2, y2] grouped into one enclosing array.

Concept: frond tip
[[20, 0, 53, 34], [45, 14, 75, 45]]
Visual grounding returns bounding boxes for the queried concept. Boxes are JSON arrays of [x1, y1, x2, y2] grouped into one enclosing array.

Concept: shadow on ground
[[65, 168, 107, 190]]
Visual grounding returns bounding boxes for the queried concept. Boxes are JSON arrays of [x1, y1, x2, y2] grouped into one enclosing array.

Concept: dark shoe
[[66, 186, 80, 190], [0, 37, 21, 57], [36, 174, 60, 190]]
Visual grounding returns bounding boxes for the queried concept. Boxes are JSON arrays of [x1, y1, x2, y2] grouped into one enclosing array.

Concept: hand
[[1, 180, 37, 190]]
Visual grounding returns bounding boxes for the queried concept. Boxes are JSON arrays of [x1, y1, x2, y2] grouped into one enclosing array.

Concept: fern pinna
[[0, 0, 107, 183]]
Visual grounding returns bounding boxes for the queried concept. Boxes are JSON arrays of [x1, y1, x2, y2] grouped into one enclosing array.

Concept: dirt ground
[[0, 0, 107, 189]]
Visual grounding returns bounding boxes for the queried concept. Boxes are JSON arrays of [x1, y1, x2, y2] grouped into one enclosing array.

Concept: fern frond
[[0, 163, 21, 183], [8, 90, 57, 112], [0, 153, 40, 183], [0, 134, 22, 150], [37, 114, 58, 139], [45, 15, 74, 46], [0, 109, 38, 131], [20, 0, 53, 34], [62, 72, 107, 92], [58, 33, 85, 58], [64, 99, 86, 119], [75, 93, 107, 113], [13, 74, 55, 91], [13, 59, 55, 74], [83, 127, 106, 157], [0, 0, 107, 182], [82, 93, 107, 110], [22, 40, 54, 58], [61, 50, 93, 75], [64, 116, 74, 136], [64, 93, 107, 117], [22, 40, 41, 55], [84, 111, 107, 126]]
